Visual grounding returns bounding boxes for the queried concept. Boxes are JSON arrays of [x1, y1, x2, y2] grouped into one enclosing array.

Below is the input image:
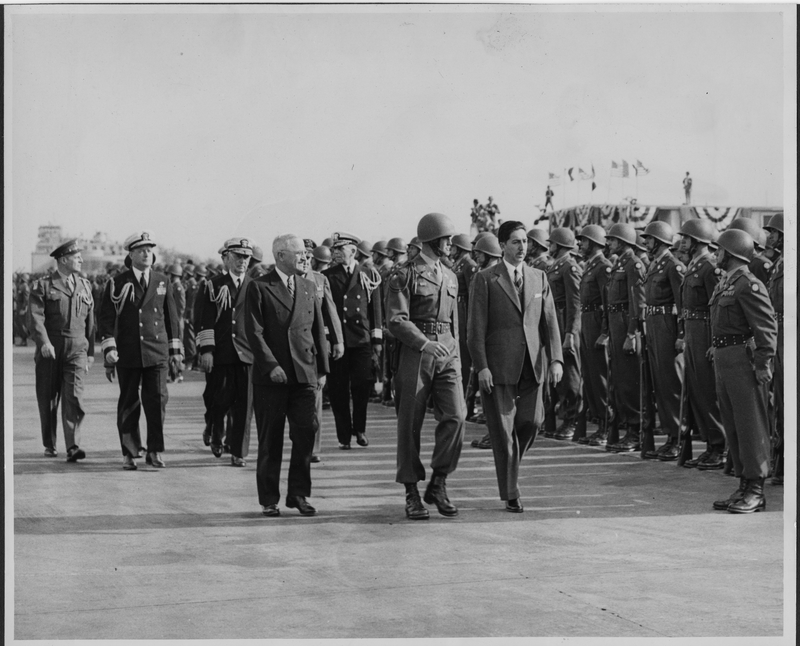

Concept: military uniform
[[604, 247, 645, 432], [99, 266, 182, 458], [196, 271, 254, 460], [679, 252, 725, 457], [578, 252, 612, 436], [15, 279, 31, 345], [387, 254, 465, 484], [452, 252, 478, 394], [183, 275, 199, 366], [528, 254, 553, 272], [642, 249, 685, 442], [767, 255, 784, 479], [323, 260, 383, 446], [748, 254, 772, 286], [28, 269, 95, 454], [709, 266, 776, 480], [544, 253, 583, 436]]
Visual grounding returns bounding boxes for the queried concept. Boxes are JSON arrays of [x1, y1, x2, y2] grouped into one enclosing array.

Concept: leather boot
[[554, 420, 577, 441], [404, 484, 430, 520], [727, 478, 766, 514], [683, 446, 712, 469], [713, 477, 747, 510], [610, 428, 640, 453], [423, 474, 458, 517]]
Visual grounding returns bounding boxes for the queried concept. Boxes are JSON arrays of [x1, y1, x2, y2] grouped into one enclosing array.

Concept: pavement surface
[[7, 344, 794, 642]]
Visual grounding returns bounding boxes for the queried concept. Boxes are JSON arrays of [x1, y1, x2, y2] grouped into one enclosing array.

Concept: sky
[[6, 4, 793, 268]]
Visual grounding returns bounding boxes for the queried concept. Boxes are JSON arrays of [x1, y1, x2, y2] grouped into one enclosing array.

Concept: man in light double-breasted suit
[[468, 220, 563, 513]]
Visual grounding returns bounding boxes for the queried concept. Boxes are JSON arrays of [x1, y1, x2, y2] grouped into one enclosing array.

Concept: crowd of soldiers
[[19, 209, 784, 517]]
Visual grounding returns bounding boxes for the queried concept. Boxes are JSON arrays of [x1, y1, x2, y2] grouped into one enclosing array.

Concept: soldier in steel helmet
[[28, 240, 96, 461], [379, 237, 410, 408], [543, 227, 583, 441], [598, 223, 646, 452], [575, 225, 613, 446], [763, 214, 784, 485], [676, 218, 726, 469], [449, 233, 478, 415], [728, 218, 773, 285], [386, 213, 465, 520], [639, 220, 685, 461], [525, 229, 553, 271], [167, 263, 186, 383], [709, 229, 777, 514]]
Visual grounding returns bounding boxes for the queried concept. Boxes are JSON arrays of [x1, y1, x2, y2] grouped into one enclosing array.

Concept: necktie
[[287, 275, 295, 300], [67, 276, 75, 294], [434, 262, 441, 282], [514, 268, 523, 297], [139, 273, 147, 292]]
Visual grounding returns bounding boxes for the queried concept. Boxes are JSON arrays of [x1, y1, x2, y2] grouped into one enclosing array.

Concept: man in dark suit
[[322, 232, 383, 449], [467, 220, 563, 512], [98, 231, 183, 470], [245, 234, 329, 517], [197, 238, 256, 466]]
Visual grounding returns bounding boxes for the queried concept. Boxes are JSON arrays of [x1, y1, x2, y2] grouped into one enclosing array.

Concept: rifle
[[676, 356, 692, 466], [638, 321, 655, 458]]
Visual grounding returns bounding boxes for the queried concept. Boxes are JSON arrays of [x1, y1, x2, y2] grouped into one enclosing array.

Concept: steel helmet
[[168, 263, 183, 277], [576, 224, 606, 247], [547, 227, 577, 249], [251, 246, 264, 263], [472, 231, 493, 245], [183, 264, 195, 277], [357, 240, 373, 257], [409, 236, 422, 250], [474, 234, 502, 258], [322, 237, 335, 248], [417, 212, 456, 243], [679, 218, 717, 244], [452, 234, 472, 252], [312, 246, 331, 263], [634, 233, 648, 253], [194, 263, 208, 278], [526, 228, 549, 250], [642, 221, 675, 246], [728, 218, 766, 250], [371, 240, 389, 256], [763, 213, 784, 233], [607, 223, 637, 246], [387, 237, 408, 254], [717, 229, 755, 262]]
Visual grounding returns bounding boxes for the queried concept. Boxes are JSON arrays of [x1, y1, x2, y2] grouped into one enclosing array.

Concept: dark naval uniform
[[642, 249, 685, 442], [183, 275, 199, 366], [578, 252, 612, 435], [604, 247, 646, 432], [709, 267, 777, 480], [99, 269, 182, 457], [196, 272, 254, 459], [387, 254, 465, 484], [544, 253, 583, 436], [28, 270, 95, 454], [767, 255, 784, 480], [679, 252, 725, 458], [323, 261, 383, 446]]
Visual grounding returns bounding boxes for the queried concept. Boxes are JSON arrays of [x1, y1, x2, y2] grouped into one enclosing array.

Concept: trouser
[[15, 311, 30, 343], [328, 345, 373, 444], [545, 307, 582, 425], [116, 364, 168, 457], [579, 310, 610, 423], [207, 362, 253, 458], [35, 335, 88, 451], [714, 345, 771, 479], [312, 380, 324, 455], [183, 319, 196, 366], [254, 382, 317, 506], [394, 342, 465, 484], [683, 319, 726, 448], [645, 314, 683, 438], [482, 377, 544, 500], [772, 324, 784, 474], [607, 311, 640, 428]]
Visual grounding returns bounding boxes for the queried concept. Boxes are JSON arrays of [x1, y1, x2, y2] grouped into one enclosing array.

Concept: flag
[[548, 172, 562, 187], [579, 167, 593, 180], [567, 167, 574, 181], [610, 161, 624, 177], [591, 181, 597, 191], [633, 159, 650, 176], [621, 160, 630, 178]]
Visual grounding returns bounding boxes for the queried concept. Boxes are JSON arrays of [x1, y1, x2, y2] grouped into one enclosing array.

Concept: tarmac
[[7, 343, 794, 643]]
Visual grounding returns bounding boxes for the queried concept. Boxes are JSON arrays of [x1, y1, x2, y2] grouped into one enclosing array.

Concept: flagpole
[[607, 163, 612, 203], [635, 171, 639, 203]]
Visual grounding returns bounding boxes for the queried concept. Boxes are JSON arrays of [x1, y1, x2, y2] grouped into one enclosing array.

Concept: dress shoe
[[261, 504, 280, 517], [338, 443, 351, 450], [146, 452, 166, 468], [423, 475, 458, 517], [727, 478, 766, 514], [683, 449, 712, 468], [66, 446, 86, 463], [656, 440, 680, 461], [505, 498, 524, 513], [137, 447, 147, 458], [202, 430, 211, 446], [473, 434, 492, 450], [356, 432, 369, 447], [210, 443, 224, 458], [697, 449, 726, 470], [405, 485, 430, 520], [611, 431, 640, 453], [44, 447, 58, 458], [230, 456, 246, 467], [122, 455, 138, 471], [310, 454, 321, 463], [285, 496, 317, 516], [713, 477, 747, 510]]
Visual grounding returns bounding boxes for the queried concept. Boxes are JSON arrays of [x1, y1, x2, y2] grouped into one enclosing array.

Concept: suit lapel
[[523, 265, 538, 310], [494, 264, 522, 312], [235, 275, 249, 307], [265, 270, 293, 312], [141, 273, 159, 307]]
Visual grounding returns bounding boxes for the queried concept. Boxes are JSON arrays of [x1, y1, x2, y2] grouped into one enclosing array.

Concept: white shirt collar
[[503, 258, 524, 282], [344, 259, 358, 274], [132, 267, 150, 283], [275, 266, 292, 288]]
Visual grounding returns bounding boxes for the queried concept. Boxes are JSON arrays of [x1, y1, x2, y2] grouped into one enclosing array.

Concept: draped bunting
[[694, 207, 739, 231]]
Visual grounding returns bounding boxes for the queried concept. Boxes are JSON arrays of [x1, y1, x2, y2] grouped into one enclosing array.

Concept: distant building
[[31, 225, 126, 274]]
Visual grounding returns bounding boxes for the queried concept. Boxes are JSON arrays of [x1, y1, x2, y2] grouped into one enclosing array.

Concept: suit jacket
[[98, 269, 181, 368], [467, 262, 562, 386], [245, 269, 328, 386], [309, 271, 344, 349], [322, 263, 383, 348], [28, 271, 95, 353], [197, 272, 253, 365]]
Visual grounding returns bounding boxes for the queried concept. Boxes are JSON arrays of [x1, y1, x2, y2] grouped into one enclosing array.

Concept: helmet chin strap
[[432, 237, 449, 258]]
